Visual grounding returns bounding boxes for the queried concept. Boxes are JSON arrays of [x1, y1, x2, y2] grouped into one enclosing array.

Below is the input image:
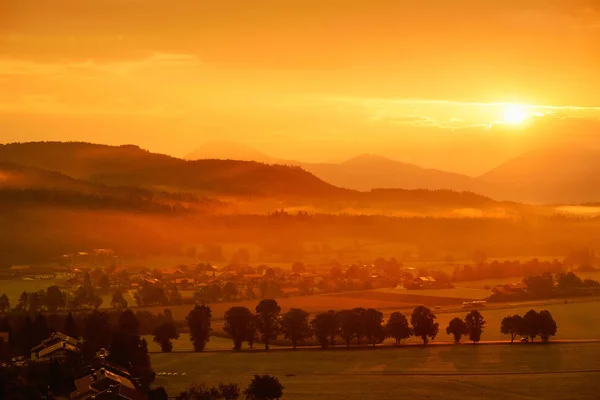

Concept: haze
[[2, 0, 600, 174]]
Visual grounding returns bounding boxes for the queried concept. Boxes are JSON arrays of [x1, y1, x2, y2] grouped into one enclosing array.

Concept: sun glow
[[503, 104, 528, 124]]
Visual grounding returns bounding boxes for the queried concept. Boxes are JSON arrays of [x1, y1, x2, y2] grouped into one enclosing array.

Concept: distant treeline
[[0, 188, 188, 213], [2, 209, 600, 267]]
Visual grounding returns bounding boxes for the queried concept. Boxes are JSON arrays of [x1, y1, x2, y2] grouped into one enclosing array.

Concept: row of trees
[[1, 284, 102, 314], [153, 301, 558, 353], [501, 310, 558, 343], [158, 301, 442, 352]]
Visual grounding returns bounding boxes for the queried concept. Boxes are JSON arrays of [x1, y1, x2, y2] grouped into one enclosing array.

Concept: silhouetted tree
[[310, 311, 338, 349], [82, 310, 112, 360], [222, 282, 238, 302], [45, 285, 66, 312], [291, 261, 306, 274], [280, 308, 310, 349], [385, 312, 412, 345], [32, 313, 51, 345], [337, 309, 360, 347], [500, 314, 524, 343], [0, 294, 9, 312], [219, 383, 241, 400], [522, 309, 539, 342], [98, 274, 110, 290], [537, 310, 558, 342], [244, 375, 284, 400], [224, 306, 255, 351], [364, 308, 385, 347], [411, 306, 439, 344], [446, 317, 468, 343], [524, 273, 554, 297], [187, 305, 212, 351], [153, 321, 179, 352], [64, 311, 78, 338], [465, 310, 485, 343], [111, 289, 128, 309], [255, 299, 281, 351]]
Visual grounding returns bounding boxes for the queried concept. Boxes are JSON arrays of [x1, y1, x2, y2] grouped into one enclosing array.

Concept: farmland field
[[152, 342, 600, 399]]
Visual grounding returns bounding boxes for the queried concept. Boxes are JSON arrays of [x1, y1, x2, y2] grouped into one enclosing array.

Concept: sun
[[503, 104, 528, 124]]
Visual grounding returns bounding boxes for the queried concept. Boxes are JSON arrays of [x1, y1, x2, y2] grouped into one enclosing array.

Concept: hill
[[185, 141, 277, 163], [0, 142, 342, 197], [479, 146, 600, 204], [300, 154, 478, 192]]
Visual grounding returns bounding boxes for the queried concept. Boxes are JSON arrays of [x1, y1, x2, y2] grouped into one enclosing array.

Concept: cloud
[[330, 96, 600, 129], [0, 52, 201, 78]]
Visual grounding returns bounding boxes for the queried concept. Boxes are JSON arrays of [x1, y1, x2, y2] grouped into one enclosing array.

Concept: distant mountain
[[185, 141, 277, 163], [478, 145, 600, 204], [299, 154, 478, 192], [0, 142, 342, 197]]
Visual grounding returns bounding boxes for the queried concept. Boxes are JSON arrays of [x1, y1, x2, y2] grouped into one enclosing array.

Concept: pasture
[[151, 342, 600, 399]]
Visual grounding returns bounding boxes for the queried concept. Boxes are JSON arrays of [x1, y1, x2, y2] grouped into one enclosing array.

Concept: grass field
[[151, 342, 600, 399]]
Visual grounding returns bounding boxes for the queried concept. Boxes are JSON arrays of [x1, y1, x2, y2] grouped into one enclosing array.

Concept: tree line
[[150, 300, 559, 353]]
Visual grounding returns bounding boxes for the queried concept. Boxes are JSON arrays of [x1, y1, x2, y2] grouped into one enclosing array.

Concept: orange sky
[[1, 0, 599, 174]]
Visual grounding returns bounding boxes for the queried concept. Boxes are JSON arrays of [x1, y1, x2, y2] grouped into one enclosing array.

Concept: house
[[492, 282, 528, 296], [417, 276, 437, 287], [31, 332, 80, 362], [70, 364, 147, 400]]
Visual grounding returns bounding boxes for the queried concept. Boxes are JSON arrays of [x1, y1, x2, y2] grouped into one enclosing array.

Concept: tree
[[537, 310, 557, 343], [16, 291, 29, 312], [465, 310, 486, 343], [187, 305, 212, 351], [523, 273, 554, 297], [522, 309, 539, 342], [0, 294, 9, 312], [177, 383, 233, 400], [310, 311, 338, 349], [557, 272, 582, 291], [32, 313, 51, 345], [222, 282, 239, 302], [81, 310, 112, 360], [411, 306, 439, 344], [98, 274, 110, 291], [364, 308, 385, 347], [255, 299, 281, 351], [195, 283, 222, 303], [111, 289, 128, 310], [27, 292, 41, 314], [281, 308, 310, 349], [446, 317, 468, 343], [153, 321, 179, 352], [64, 311, 78, 338], [119, 309, 140, 334], [109, 311, 154, 390], [244, 375, 284, 400], [500, 315, 524, 343], [337, 309, 360, 347], [291, 261, 306, 274], [385, 312, 412, 345], [219, 383, 241, 400], [45, 285, 66, 312], [224, 306, 255, 351]]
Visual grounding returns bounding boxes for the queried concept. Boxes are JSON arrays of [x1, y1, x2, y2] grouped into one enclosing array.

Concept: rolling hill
[[478, 146, 600, 204], [300, 154, 478, 192], [0, 142, 342, 197], [186, 141, 600, 204]]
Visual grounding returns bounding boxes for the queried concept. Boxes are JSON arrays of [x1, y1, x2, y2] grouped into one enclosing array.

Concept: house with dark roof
[[30, 332, 80, 362], [70, 365, 148, 400]]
